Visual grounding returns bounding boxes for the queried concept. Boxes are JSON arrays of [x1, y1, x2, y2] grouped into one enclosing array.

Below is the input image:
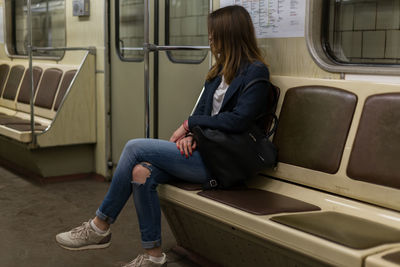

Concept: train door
[[157, 0, 211, 140], [110, 0, 149, 163], [110, 0, 211, 166]]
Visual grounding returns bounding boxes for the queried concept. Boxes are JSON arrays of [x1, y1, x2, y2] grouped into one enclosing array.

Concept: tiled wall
[[119, 0, 144, 60], [168, 0, 208, 61], [329, 0, 400, 64], [14, 0, 65, 57]]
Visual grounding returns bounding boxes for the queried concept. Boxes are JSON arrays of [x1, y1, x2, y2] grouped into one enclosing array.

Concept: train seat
[[0, 52, 96, 179], [159, 77, 400, 266], [0, 64, 10, 97], [198, 188, 320, 215], [0, 67, 65, 142], [271, 211, 400, 249]]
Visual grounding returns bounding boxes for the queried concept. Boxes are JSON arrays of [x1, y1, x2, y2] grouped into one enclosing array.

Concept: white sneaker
[[56, 219, 111, 250], [122, 253, 167, 267]]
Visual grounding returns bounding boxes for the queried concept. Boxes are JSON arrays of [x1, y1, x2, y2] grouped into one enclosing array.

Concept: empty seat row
[[0, 64, 76, 110], [0, 63, 77, 133]]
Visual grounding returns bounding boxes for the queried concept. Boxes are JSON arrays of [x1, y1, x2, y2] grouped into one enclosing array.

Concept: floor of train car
[[0, 166, 197, 267]]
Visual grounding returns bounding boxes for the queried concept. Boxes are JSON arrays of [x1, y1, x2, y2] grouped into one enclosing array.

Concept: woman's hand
[[169, 124, 187, 143], [176, 136, 197, 158]]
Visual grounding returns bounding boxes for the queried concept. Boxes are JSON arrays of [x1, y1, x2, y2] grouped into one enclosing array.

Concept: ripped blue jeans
[[96, 138, 209, 249]]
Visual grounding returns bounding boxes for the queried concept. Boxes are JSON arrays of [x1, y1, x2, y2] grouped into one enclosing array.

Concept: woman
[[56, 5, 271, 267]]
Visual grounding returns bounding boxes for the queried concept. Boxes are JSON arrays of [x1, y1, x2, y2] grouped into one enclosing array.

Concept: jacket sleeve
[[188, 64, 270, 133]]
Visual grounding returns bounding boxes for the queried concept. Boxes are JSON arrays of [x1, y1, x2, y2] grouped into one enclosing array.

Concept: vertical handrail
[[27, 0, 36, 146], [144, 0, 150, 138]]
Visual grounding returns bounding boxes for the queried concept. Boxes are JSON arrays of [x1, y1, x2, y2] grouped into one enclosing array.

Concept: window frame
[[115, 0, 144, 62], [306, 0, 400, 75], [4, 0, 66, 60], [165, 0, 209, 64]]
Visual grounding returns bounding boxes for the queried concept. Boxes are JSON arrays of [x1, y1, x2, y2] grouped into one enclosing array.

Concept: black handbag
[[193, 79, 279, 189]]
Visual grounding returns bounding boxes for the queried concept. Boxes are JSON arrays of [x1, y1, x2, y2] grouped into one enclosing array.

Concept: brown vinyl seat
[[14, 66, 42, 103], [383, 251, 400, 265], [271, 212, 400, 249], [273, 86, 357, 174], [5, 124, 47, 131], [168, 180, 203, 191], [347, 93, 400, 190], [198, 188, 320, 215], [0, 64, 10, 97], [54, 70, 77, 111], [34, 68, 63, 109], [2, 65, 25, 101], [0, 115, 40, 125]]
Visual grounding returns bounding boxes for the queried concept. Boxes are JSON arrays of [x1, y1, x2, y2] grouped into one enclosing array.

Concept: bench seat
[[271, 211, 400, 249], [160, 76, 400, 266], [159, 176, 400, 267], [159, 177, 400, 266]]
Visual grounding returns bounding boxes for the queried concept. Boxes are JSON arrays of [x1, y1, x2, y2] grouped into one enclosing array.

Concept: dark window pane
[[167, 0, 209, 63], [14, 0, 65, 58], [324, 0, 400, 65]]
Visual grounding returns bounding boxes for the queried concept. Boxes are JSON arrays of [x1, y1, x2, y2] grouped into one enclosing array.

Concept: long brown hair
[[206, 5, 266, 84]]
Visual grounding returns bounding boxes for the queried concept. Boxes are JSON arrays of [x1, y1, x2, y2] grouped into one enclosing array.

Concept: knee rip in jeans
[[132, 162, 152, 184]]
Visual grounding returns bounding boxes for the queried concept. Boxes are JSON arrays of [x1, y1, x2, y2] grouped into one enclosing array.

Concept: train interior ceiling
[[0, 0, 399, 267]]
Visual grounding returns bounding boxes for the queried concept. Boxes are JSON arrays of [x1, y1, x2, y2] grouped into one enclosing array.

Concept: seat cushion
[[347, 93, 400, 189], [5, 124, 47, 131], [273, 86, 357, 174], [198, 188, 320, 215], [0, 115, 41, 125], [16, 66, 43, 104], [168, 180, 202, 191], [383, 251, 400, 264], [2, 65, 25, 100], [271, 212, 400, 249]]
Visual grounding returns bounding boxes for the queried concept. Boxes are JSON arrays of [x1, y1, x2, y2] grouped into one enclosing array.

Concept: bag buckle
[[209, 179, 218, 188]]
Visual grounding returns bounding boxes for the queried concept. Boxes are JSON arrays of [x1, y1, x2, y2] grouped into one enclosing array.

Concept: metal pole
[[27, 0, 36, 145], [144, 0, 150, 138]]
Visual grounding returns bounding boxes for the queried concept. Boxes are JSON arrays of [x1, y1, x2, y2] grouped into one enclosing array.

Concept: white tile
[[386, 30, 400, 58], [362, 31, 386, 58], [340, 4, 354, 31], [377, 0, 400, 29], [341, 31, 362, 58], [354, 2, 376, 30]]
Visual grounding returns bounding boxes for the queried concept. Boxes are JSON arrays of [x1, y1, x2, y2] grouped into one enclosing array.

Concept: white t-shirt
[[211, 76, 229, 116]]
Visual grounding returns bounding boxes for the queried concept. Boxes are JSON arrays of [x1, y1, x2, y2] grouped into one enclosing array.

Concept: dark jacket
[[188, 61, 271, 133]]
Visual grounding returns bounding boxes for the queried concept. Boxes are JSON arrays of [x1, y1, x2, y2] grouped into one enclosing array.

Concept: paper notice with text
[[220, 0, 305, 38]]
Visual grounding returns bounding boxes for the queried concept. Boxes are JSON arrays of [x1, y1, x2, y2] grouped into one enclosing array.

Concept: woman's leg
[[96, 138, 209, 225]]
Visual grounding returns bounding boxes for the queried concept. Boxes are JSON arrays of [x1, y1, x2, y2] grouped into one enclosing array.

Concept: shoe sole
[[57, 241, 111, 251]]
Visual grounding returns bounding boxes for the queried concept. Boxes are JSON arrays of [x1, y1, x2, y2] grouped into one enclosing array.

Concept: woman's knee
[[132, 162, 152, 184]]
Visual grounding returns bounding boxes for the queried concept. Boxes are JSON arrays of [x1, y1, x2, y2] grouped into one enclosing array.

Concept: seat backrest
[[16, 66, 43, 103], [0, 64, 10, 97], [2, 65, 25, 101], [54, 70, 77, 111], [347, 93, 400, 190], [34, 68, 63, 109], [273, 86, 357, 174]]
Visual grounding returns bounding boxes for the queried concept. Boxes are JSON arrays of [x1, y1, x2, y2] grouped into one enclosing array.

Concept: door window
[[166, 0, 209, 63]]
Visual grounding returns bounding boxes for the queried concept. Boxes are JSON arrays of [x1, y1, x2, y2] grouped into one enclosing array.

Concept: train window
[[324, 0, 400, 65], [166, 0, 209, 63], [308, 0, 400, 74], [116, 0, 144, 61], [5, 0, 65, 58]]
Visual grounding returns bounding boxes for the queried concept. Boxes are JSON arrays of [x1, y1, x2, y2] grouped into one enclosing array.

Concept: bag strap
[[240, 78, 279, 137]]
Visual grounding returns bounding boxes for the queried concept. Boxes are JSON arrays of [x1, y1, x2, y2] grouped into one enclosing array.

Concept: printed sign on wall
[[220, 0, 306, 38]]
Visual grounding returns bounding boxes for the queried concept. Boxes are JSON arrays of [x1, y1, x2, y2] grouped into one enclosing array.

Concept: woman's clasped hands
[[169, 123, 197, 158]]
